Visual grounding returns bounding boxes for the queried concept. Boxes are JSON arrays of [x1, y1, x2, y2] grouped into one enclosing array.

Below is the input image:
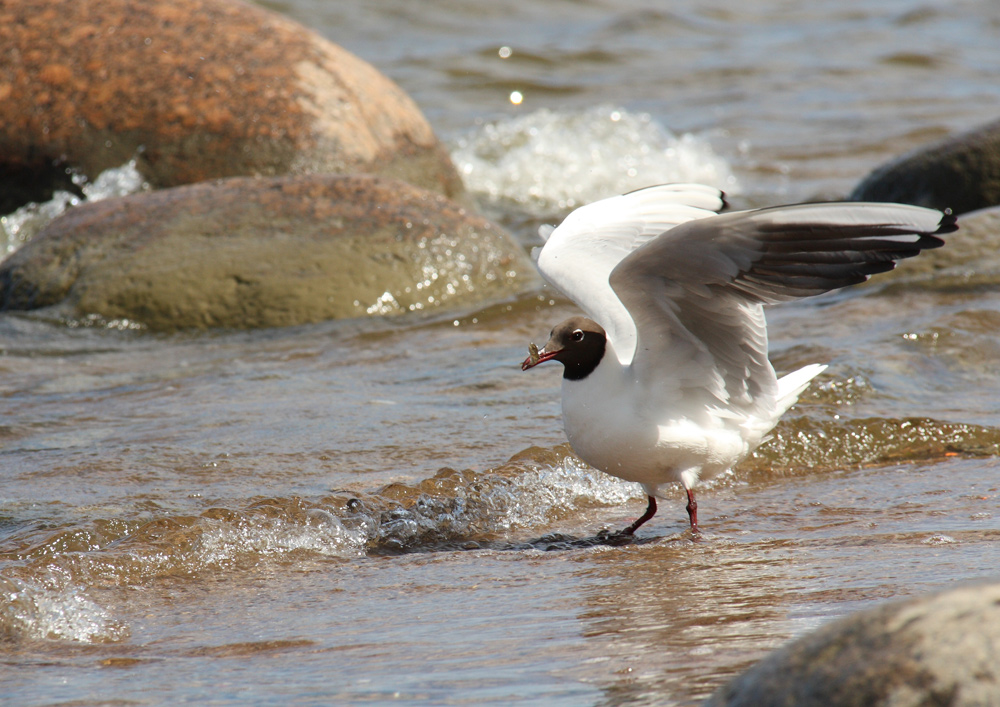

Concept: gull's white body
[[533, 184, 951, 509], [559, 337, 822, 496]]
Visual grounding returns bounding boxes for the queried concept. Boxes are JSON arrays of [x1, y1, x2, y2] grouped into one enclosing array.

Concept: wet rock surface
[[851, 119, 1000, 215], [0, 175, 536, 331], [0, 0, 462, 211], [706, 582, 1000, 707]]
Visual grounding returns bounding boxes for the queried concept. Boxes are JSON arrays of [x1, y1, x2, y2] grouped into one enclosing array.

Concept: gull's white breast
[[559, 353, 753, 493]]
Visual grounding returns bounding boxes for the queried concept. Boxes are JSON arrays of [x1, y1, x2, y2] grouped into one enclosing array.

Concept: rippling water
[[4, 1, 1000, 705]]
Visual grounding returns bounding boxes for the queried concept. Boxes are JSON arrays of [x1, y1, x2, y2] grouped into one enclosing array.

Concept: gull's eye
[[571, 329, 584, 342]]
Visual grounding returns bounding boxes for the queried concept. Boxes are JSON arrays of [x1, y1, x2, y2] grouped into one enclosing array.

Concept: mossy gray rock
[[0, 0, 462, 212], [851, 119, 1000, 215], [706, 582, 1000, 707], [0, 175, 537, 331]]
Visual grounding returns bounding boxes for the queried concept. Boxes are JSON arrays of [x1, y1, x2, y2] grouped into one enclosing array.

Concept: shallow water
[[4, 1, 1000, 705]]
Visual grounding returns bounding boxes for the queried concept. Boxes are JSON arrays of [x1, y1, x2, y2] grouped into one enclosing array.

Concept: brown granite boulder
[[0, 175, 536, 332], [705, 582, 1000, 707], [851, 119, 1000, 215], [0, 0, 463, 213]]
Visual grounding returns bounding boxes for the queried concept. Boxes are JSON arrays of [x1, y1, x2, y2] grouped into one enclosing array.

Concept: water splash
[[356, 447, 644, 553], [0, 452, 632, 642], [450, 104, 738, 215], [0, 501, 368, 644], [1, 159, 148, 256], [79, 160, 148, 202], [0, 572, 128, 643], [194, 505, 369, 566], [2, 426, 995, 645]]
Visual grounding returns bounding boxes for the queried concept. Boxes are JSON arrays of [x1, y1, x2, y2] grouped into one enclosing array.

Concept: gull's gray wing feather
[[609, 202, 954, 423]]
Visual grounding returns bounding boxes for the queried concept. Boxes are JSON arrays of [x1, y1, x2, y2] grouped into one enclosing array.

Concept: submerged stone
[[706, 582, 1000, 707], [851, 119, 1000, 215], [0, 175, 537, 331], [0, 0, 463, 212]]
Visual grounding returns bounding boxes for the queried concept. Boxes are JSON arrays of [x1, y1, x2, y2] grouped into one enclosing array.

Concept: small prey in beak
[[521, 341, 560, 370]]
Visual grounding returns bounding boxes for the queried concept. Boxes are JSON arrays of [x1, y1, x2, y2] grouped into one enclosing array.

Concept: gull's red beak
[[521, 347, 561, 371]]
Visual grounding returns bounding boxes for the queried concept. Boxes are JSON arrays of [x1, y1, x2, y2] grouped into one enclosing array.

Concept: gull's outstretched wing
[[536, 184, 725, 364], [609, 202, 954, 424]]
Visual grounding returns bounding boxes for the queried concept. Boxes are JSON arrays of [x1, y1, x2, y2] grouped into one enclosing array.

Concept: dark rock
[[0, 0, 463, 209], [706, 582, 1000, 707], [851, 120, 1000, 215], [0, 175, 536, 332]]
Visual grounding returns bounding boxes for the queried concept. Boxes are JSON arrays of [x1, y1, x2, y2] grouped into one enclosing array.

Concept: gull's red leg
[[622, 495, 657, 535], [686, 488, 698, 532]]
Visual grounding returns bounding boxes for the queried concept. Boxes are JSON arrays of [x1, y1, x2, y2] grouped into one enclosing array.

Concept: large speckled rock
[[0, 175, 537, 332], [851, 119, 1000, 215], [0, 0, 462, 212], [706, 582, 1000, 707]]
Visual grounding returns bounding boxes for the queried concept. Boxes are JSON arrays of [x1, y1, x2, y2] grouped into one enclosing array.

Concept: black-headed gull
[[521, 184, 954, 535]]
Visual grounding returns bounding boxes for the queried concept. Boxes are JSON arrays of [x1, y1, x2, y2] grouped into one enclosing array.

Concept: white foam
[[450, 105, 738, 215], [0, 573, 128, 643], [1, 191, 80, 256], [1, 159, 148, 256], [500, 455, 644, 530], [372, 454, 644, 548], [194, 512, 368, 565], [79, 159, 147, 202]]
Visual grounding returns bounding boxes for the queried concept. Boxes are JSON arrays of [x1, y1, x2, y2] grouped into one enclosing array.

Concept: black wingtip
[[919, 233, 946, 251], [937, 210, 959, 235]]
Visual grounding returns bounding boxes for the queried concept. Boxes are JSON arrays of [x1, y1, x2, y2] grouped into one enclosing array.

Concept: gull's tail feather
[[776, 363, 827, 415]]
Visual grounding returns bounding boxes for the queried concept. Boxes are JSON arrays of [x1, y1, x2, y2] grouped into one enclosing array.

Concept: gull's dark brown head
[[521, 316, 607, 381]]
